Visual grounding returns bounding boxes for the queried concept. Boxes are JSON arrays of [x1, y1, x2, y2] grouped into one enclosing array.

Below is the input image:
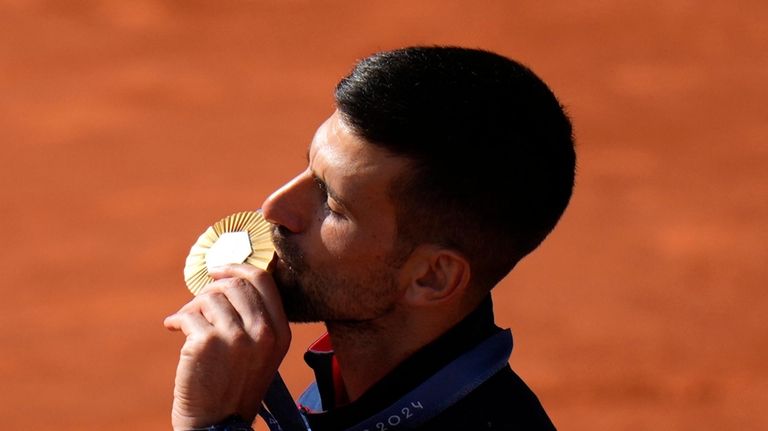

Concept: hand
[[164, 264, 291, 430]]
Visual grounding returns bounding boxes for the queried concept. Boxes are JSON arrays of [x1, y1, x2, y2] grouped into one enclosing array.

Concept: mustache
[[271, 225, 305, 271]]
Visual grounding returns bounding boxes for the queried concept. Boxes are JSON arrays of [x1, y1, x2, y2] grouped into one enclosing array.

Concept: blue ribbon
[[260, 374, 310, 431]]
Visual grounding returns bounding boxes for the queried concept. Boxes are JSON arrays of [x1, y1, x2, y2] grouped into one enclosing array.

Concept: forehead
[[308, 111, 407, 201]]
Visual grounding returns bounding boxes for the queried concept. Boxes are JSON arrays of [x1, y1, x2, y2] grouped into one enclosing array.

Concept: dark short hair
[[335, 46, 575, 290]]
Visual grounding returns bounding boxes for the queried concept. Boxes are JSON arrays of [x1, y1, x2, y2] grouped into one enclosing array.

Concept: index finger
[[208, 264, 288, 331]]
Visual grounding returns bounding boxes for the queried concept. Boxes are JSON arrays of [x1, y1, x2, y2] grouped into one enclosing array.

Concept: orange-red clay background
[[2, 1, 766, 430]]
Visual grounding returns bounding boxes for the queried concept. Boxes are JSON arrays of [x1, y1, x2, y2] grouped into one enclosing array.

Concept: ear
[[398, 244, 471, 306]]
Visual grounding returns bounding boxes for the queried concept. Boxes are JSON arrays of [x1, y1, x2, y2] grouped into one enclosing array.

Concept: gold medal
[[183, 211, 275, 295]]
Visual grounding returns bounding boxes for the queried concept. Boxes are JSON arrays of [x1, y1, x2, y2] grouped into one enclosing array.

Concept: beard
[[270, 225, 400, 324]]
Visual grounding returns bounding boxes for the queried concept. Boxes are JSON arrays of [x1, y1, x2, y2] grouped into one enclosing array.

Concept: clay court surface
[[2, 1, 766, 429]]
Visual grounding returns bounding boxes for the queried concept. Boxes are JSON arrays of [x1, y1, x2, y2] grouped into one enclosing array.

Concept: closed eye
[[313, 176, 345, 217], [313, 176, 329, 198]]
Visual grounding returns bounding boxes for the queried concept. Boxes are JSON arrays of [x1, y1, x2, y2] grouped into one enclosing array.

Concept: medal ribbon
[[260, 329, 513, 431]]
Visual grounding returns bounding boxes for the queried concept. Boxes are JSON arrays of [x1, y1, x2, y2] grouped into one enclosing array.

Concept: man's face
[[261, 111, 410, 323]]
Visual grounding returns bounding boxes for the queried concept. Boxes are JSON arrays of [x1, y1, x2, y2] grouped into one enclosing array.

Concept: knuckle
[[233, 277, 249, 289], [251, 322, 277, 345], [227, 328, 252, 347], [222, 277, 248, 293], [197, 290, 224, 305], [187, 326, 216, 346], [198, 285, 218, 296]]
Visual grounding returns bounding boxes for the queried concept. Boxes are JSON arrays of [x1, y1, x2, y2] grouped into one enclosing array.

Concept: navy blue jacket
[[299, 297, 557, 430]]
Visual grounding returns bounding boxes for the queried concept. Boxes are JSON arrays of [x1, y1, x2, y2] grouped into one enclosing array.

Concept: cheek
[[319, 218, 357, 258], [318, 217, 396, 265]]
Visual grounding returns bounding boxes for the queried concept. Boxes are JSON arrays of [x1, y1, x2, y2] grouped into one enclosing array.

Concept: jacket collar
[[302, 295, 503, 430]]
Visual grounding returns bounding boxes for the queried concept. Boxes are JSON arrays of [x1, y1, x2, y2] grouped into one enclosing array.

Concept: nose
[[261, 170, 313, 234]]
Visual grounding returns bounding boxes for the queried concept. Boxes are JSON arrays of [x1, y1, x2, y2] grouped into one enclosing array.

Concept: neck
[[325, 306, 467, 402]]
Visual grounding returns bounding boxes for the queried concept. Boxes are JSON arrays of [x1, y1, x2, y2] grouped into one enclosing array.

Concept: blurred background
[[1, 1, 766, 429]]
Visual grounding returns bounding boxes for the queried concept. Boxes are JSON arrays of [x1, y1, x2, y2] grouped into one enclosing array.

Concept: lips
[[269, 237, 304, 300], [272, 253, 290, 274]]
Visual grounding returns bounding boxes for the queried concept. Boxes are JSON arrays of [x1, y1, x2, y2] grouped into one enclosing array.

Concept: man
[[165, 46, 575, 430]]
